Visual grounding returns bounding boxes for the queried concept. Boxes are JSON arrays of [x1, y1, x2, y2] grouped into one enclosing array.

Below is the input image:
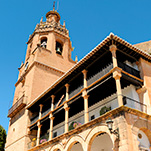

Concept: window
[[41, 37, 47, 48], [123, 96, 127, 105], [53, 132, 57, 138], [56, 41, 63, 55], [91, 115, 95, 120], [25, 62, 29, 71]]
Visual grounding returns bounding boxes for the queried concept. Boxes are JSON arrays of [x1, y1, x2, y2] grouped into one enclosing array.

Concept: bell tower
[[14, 7, 75, 105], [6, 7, 75, 151]]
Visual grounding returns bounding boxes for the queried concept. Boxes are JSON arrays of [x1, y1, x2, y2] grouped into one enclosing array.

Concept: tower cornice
[[15, 61, 65, 87], [27, 24, 69, 44]]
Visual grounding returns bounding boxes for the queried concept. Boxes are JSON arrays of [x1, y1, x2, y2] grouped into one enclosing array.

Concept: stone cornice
[[27, 26, 69, 44], [27, 106, 151, 151], [15, 61, 65, 87]]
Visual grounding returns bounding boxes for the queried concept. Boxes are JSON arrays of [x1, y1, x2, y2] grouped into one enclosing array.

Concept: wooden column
[[64, 103, 70, 133], [36, 122, 42, 146], [51, 95, 55, 111], [110, 45, 123, 107], [82, 69, 88, 88], [83, 93, 89, 123], [109, 44, 118, 68], [39, 104, 43, 119], [64, 84, 70, 133], [49, 113, 55, 140], [82, 69, 89, 124], [65, 84, 70, 101], [113, 68, 123, 107]]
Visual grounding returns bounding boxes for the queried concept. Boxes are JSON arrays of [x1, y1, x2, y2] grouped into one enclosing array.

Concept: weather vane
[[53, 1, 55, 11]]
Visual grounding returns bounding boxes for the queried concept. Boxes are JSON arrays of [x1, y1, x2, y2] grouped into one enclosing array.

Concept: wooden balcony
[[8, 95, 26, 118], [118, 61, 141, 79]]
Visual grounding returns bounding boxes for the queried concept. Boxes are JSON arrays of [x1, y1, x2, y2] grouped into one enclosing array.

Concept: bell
[[56, 47, 62, 54]]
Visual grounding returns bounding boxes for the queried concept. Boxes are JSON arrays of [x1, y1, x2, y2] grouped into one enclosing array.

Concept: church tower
[[6, 6, 75, 151]]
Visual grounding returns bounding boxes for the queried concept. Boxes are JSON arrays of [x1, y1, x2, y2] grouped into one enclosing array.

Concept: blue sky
[[0, 0, 151, 132]]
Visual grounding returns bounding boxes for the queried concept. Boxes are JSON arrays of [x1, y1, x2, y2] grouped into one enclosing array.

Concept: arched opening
[[90, 132, 113, 151], [137, 130, 150, 150], [41, 37, 47, 48], [56, 41, 63, 55], [67, 141, 83, 151], [53, 149, 61, 151]]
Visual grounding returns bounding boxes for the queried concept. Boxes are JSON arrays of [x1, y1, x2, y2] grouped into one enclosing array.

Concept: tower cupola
[[46, 10, 60, 23]]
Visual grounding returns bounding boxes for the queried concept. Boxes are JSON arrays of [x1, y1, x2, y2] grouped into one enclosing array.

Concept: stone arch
[[50, 143, 63, 151], [132, 118, 151, 150], [86, 125, 115, 151], [132, 118, 151, 144], [137, 129, 150, 150], [65, 135, 86, 151]]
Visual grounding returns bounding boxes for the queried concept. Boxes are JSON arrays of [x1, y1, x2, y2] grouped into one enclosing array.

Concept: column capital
[[49, 116, 55, 120], [109, 44, 117, 52], [39, 104, 43, 110], [82, 69, 88, 75], [136, 86, 147, 94], [112, 67, 122, 80], [65, 83, 70, 88], [82, 89, 87, 96], [39, 104, 43, 107], [51, 95, 55, 104], [64, 102, 68, 109], [49, 113, 55, 120], [37, 122, 42, 128], [51, 95, 55, 99], [82, 94, 89, 100], [64, 107, 70, 111]]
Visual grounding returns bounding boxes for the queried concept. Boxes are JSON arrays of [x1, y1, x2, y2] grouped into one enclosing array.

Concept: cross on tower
[[53, 1, 55, 11]]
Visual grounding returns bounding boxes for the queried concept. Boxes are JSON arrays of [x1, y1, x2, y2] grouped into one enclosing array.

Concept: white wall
[[137, 130, 150, 150]]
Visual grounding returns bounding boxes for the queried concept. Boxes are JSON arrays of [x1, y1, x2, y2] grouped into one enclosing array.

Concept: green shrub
[[100, 106, 111, 116], [0, 125, 7, 151]]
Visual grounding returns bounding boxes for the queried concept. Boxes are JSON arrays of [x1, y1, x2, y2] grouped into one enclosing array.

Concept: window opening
[[41, 38, 47, 48], [123, 96, 127, 105], [53, 132, 57, 138], [25, 62, 29, 71], [56, 41, 62, 55], [91, 115, 95, 120]]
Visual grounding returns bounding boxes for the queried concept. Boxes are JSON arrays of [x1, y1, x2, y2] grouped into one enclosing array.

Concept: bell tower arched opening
[[56, 41, 63, 55], [41, 37, 47, 48]]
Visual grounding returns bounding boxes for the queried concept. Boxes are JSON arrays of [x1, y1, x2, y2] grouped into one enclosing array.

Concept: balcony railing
[[27, 95, 147, 150], [87, 63, 113, 86], [122, 95, 147, 113], [118, 62, 141, 79], [30, 115, 39, 125], [69, 85, 83, 99], [8, 95, 26, 118], [42, 108, 51, 118]]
